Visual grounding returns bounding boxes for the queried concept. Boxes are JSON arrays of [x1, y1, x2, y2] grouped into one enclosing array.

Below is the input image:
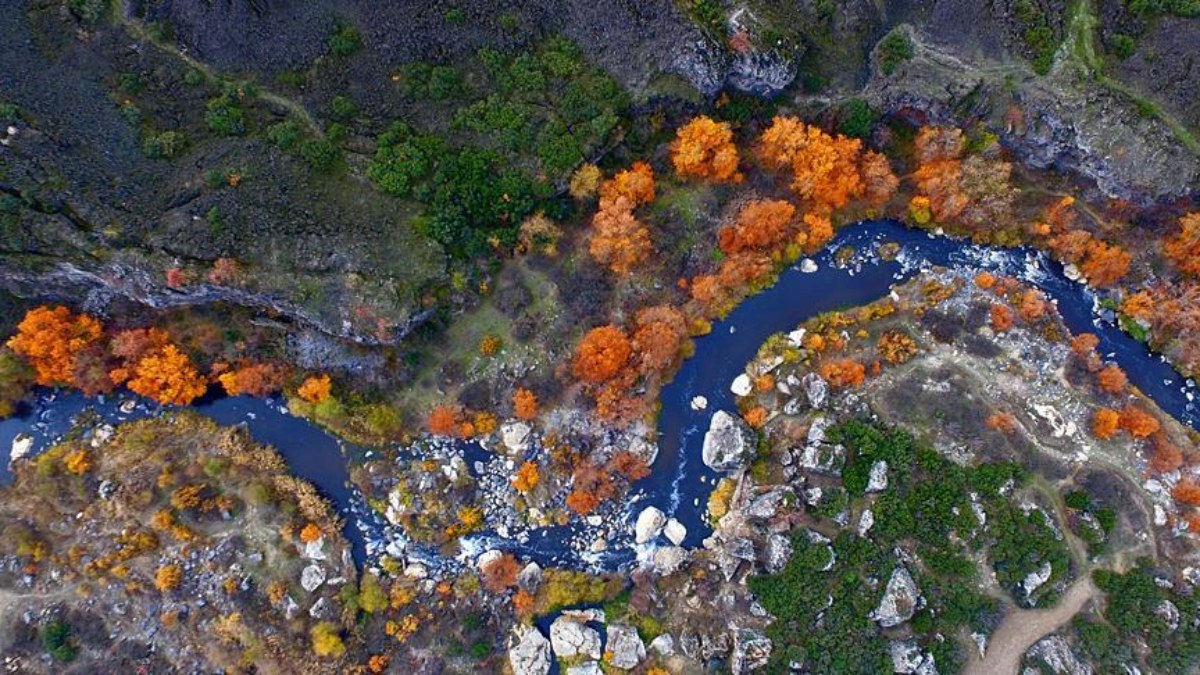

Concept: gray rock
[[802, 373, 828, 408], [1156, 599, 1181, 632], [308, 596, 329, 619], [1022, 561, 1053, 603], [9, 434, 32, 466], [501, 421, 532, 453], [653, 546, 689, 575], [606, 624, 646, 669], [866, 460, 889, 493], [731, 373, 753, 397], [300, 564, 325, 593], [871, 567, 921, 627], [727, 51, 797, 95], [858, 509, 875, 536], [565, 663, 602, 675], [744, 489, 786, 519], [1025, 634, 1091, 675], [517, 562, 543, 591], [890, 640, 924, 674], [97, 480, 117, 500], [509, 625, 551, 675], [663, 518, 687, 546], [634, 506, 667, 544], [763, 534, 793, 574], [303, 538, 327, 561], [549, 617, 602, 661], [702, 410, 757, 471], [649, 634, 675, 656], [731, 628, 773, 673]]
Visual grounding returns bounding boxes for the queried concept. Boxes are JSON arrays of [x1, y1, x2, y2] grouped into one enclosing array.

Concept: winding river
[[1, 220, 1195, 570]]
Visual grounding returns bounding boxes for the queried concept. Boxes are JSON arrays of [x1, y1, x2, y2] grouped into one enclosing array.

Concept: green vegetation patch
[[750, 419, 1079, 672], [877, 29, 914, 76]]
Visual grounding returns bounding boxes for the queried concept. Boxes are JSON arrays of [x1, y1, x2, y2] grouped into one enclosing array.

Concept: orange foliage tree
[[1092, 408, 1120, 439], [572, 326, 632, 384], [671, 115, 741, 182], [630, 305, 689, 377], [6, 306, 104, 386], [1163, 212, 1200, 278], [990, 304, 1014, 332], [599, 162, 656, 206], [512, 462, 540, 492], [589, 196, 653, 275], [819, 359, 866, 388], [718, 200, 797, 255], [513, 388, 539, 420], [298, 374, 333, 403], [480, 552, 522, 593], [758, 116, 865, 213], [986, 412, 1019, 433], [126, 345, 208, 405], [1118, 404, 1160, 438], [1096, 364, 1127, 394], [1150, 433, 1184, 474], [218, 363, 286, 397], [427, 405, 462, 437]]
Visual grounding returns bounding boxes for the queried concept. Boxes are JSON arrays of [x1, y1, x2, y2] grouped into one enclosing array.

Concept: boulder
[[1026, 634, 1089, 675], [300, 564, 326, 593], [889, 640, 932, 674], [649, 634, 675, 656], [476, 549, 504, 571], [691, 395, 709, 411], [653, 546, 689, 575], [9, 433, 33, 466], [802, 373, 827, 408], [606, 624, 646, 669], [501, 421, 532, 453], [303, 538, 327, 561], [403, 562, 428, 579], [799, 258, 818, 273], [549, 616, 602, 660], [858, 509, 875, 536], [763, 533, 793, 574], [731, 629, 772, 673], [90, 424, 115, 447], [1022, 561, 1053, 602], [517, 562, 542, 591], [663, 518, 687, 546], [731, 373, 753, 397], [565, 663, 602, 675], [634, 506, 667, 544], [702, 411, 756, 472], [870, 567, 921, 627], [866, 461, 889, 493], [744, 489, 786, 519], [509, 625, 551, 675]]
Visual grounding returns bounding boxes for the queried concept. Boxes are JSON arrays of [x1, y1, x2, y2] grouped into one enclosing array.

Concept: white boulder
[[635, 506, 667, 544]]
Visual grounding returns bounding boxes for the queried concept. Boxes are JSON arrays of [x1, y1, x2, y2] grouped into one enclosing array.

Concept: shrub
[[300, 138, 341, 172], [878, 29, 914, 75], [141, 130, 187, 159], [205, 94, 245, 136], [42, 620, 76, 662], [839, 99, 876, 139], [328, 23, 362, 57], [311, 621, 346, 657], [267, 120, 301, 149], [1111, 34, 1136, 60], [330, 95, 357, 121]]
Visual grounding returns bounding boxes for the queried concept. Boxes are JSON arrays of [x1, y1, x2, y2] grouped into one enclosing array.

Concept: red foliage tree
[[1119, 404, 1160, 439], [1096, 364, 1127, 394], [819, 359, 865, 388], [218, 363, 286, 397]]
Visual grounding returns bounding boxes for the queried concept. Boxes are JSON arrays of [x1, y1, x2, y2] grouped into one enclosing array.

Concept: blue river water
[[1, 220, 1194, 570]]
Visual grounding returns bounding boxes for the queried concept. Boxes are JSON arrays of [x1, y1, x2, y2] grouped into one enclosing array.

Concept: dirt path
[[962, 575, 1099, 675]]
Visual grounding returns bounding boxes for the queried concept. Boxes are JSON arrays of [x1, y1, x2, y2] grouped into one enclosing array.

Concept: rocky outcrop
[[509, 625, 552, 675], [549, 616, 602, 660], [606, 624, 646, 669], [730, 629, 772, 674], [702, 410, 757, 472], [871, 567, 921, 627]]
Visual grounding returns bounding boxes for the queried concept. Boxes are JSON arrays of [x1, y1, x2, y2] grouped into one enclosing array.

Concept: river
[[1, 220, 1195, 571]]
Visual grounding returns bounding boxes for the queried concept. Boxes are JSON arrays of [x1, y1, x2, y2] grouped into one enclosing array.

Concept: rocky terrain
[[0, 413, 356, 672], [2, 1, 1200, 673]]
